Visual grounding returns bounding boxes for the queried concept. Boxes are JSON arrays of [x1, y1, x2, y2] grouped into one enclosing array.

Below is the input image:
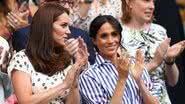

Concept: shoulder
[[150, 23, 167, 33], [8, 50, 33, 77], [80, 63, 105, 83], [80, 65, 97, 77]]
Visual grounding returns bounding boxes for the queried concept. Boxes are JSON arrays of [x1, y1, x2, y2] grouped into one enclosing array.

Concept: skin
[[92, 22, 120, 60], [52, 13, 79, 55], [11, 12, 88, 104], [127, 0, 154, 29], [127, 0, 185, 87], [92, 22, 158, 104]]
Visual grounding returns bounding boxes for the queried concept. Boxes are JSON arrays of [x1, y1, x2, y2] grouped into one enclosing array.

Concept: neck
[[126, 19, 150, 30], [100, 53, 118, 64]]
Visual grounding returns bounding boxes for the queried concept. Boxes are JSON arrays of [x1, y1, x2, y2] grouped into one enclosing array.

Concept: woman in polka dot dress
[[8, 2, 88, 104]]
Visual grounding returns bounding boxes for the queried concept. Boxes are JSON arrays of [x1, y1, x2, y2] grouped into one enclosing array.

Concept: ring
[[14, 19, 18, 24]]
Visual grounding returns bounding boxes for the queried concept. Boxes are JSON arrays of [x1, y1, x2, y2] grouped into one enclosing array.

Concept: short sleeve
[[8, 51, 32, 77]]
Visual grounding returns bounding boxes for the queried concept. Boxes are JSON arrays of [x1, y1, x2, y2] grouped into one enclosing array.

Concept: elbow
[[166, 73, 179, 87], [167, 80, 178, 87]]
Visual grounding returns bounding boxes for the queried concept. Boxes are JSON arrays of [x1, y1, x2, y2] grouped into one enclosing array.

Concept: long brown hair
[[26, 2, 71, 76]]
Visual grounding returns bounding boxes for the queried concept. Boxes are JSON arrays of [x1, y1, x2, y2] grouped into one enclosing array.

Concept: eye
[[61, 23, 68, 28], [100, 33, 108, 39], [111, 31, 119, 37]]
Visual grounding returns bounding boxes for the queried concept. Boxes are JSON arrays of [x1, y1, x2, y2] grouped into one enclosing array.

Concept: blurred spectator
[[70, 0, 122, 31], [154, 0, 185, 104]]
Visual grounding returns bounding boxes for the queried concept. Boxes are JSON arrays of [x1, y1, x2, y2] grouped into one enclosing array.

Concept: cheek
[[114, 36, 121, 43], [52, 32, 66, 46], [53, 26, 66, 35]]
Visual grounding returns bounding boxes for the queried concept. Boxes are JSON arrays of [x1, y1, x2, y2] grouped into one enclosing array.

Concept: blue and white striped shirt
[[79, 54, 152, 104]]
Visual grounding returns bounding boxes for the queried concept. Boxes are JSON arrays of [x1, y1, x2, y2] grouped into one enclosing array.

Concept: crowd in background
[[1, 0, 185, 104]]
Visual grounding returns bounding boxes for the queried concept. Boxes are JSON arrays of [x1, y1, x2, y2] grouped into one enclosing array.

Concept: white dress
[[121, 23, 171, 104], [8, 50, 72, 104]]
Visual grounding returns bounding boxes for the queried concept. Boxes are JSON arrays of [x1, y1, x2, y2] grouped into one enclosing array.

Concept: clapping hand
[[131, 49, 144, 82], [65, 38, 79, 56], [74, 37, 89, 71], [116, 48, 130, 81], [7, 2, 29, 31], [64, 37, 89, 88], [165, 40, 185, 61], [153, 38, 170, 66]]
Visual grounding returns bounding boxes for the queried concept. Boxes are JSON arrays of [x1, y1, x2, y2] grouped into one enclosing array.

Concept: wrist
[[136, 79, 144, 87], [151, 60, 160, 69], [164, 58, 175, 65], [118, 79, 126, 85]]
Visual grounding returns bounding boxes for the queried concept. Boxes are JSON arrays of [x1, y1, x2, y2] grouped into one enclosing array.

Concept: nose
[[66, 26, 71, 35], [107, 36, 114, 44], [150, 0, 155, 10]]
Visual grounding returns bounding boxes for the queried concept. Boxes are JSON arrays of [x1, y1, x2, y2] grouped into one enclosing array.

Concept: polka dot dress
[[8, 50, 72, 104]]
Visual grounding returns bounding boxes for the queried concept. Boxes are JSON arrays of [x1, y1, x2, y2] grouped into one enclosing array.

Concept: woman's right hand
[[65, 38, 79, 56], [153, 38, 170, 66], [116, 49, 130, 81]]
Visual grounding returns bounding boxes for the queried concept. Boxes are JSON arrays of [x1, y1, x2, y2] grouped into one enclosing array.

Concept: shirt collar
[[95, 53, 112, 66]]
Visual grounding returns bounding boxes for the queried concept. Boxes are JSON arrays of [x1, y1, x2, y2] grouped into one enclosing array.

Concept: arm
[[145, 59, 161, 73], [11, 70, 69, 104], [111, 79, 127, 104], [64, 87, 80, 104], [146, 38, 170, 72], [132, 49, 159, 104], [164, 40, 185, 86], [64, 37, 89, 104], [164, 63, 179, 86], [136, 79, 159, 104], [111, 49, 130, 104], [11, 62, 82, 104]]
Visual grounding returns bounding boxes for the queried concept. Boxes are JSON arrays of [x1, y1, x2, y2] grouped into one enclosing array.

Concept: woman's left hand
[[165, 40, 185, 61], [131, 49, 144, 82], [7, 10, 29, 31]]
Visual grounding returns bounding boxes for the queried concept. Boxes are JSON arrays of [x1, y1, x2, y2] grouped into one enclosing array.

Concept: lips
[[145, 11, 153, 16], [105, 45, 117, 51]]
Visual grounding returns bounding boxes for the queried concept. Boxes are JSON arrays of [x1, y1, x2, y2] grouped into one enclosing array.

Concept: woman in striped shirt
[[79, 15, 159, 104]]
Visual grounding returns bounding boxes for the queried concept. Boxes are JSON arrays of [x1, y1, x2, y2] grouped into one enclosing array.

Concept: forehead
[[97, 22, 115, 34], [55, 12, 70, 21]]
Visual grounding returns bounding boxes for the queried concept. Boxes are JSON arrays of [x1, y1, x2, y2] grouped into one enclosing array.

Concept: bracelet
[[164, 59, 175, 65]]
